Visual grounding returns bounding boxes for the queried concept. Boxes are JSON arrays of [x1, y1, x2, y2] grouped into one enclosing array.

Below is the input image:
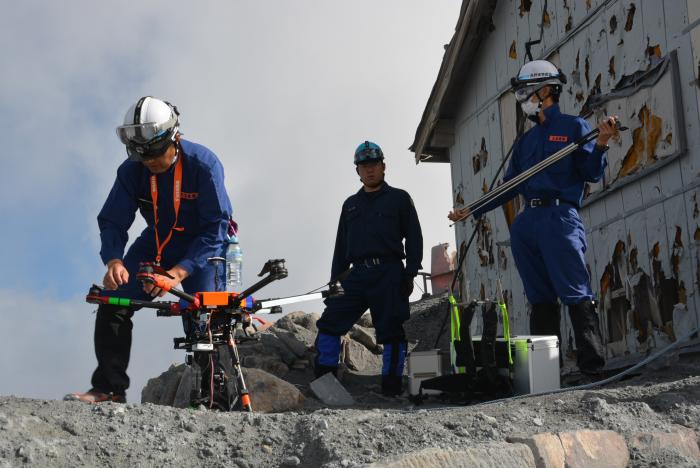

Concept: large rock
[[628, 427, 700, 461], [241, 354, 290, 378], [369, 444, 536, 468], [404, 295, 452, 352], [350, 324, 381, 353], [257, 332, 298, 365], [558, 430, 629, 468], [142, 364, 304, 413], [508, 433, 565, 468], [275, 311, 320, 335], [343, 337, 382, 372], [357, 312, 373, 329], [272, 327, 310, 358], [242, 368, 305, 413], [141, 364, 184, 406]]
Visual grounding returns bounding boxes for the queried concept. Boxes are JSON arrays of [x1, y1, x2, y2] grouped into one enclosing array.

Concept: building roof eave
[[411, 0, 498, 164]]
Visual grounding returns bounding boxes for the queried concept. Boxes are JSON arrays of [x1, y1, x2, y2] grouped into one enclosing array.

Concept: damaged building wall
[[444, 0, 700, 365]]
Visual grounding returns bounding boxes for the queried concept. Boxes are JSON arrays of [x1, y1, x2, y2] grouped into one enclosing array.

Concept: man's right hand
[[103, 259, 129, 290], [448, 206, 471, 222]]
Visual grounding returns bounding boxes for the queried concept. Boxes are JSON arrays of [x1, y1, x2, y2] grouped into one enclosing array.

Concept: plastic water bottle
[[226, 237, 243, 291]]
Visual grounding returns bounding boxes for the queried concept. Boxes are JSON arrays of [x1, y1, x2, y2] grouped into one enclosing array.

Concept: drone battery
[[200, 291, 232, 306], [193, 343, 215, 352]]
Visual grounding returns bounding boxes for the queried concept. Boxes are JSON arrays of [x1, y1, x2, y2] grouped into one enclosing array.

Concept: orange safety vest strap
[[150, 156, 184, 264]]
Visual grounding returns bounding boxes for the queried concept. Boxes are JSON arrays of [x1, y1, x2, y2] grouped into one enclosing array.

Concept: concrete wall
[[450, 0, 700, 364]]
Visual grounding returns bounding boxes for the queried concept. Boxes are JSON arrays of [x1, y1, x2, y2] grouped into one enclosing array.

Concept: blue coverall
[[475, 104, 607, 305], [473, 104, 608, 371], [92, 139, 233, 396], [315, 182, 423, 386]]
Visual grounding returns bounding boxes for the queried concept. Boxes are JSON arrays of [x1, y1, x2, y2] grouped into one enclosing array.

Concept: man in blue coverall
[[67, 96, 233, 403], [315, 141, 423, 396], [449, 60, 618, 374]]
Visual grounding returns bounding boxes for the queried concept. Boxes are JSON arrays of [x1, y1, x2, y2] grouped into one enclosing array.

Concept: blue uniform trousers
[[510, 205, 592, 305], [315, 261, 409, 373]]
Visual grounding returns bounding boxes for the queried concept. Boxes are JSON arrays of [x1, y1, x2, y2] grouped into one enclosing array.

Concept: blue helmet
[[354, 141, 384, 165]]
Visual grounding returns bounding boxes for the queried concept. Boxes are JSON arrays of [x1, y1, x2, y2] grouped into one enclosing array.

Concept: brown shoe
[[64, 390, 126, 404]]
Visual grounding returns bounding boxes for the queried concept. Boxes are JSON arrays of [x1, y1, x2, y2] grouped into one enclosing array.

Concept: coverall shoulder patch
[[548, 135, 568, 143]]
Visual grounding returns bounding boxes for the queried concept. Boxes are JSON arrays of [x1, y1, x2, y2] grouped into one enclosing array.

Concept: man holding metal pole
[[448, 60, 618, 375]]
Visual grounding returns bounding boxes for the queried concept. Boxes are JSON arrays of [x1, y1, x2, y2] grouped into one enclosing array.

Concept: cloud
[[0, 0, 461, 399]]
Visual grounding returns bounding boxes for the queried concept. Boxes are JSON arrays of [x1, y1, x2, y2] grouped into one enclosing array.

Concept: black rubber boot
[[530, 303, 563, 366], [568, 301, 606, 373], [381, 375, 403, 397]]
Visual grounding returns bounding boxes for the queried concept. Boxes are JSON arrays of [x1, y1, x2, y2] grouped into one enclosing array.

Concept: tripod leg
[[228, 337, 252, 412]]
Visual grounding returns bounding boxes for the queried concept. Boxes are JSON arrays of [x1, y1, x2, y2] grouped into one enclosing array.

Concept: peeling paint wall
[[449, 0, 700, 365]]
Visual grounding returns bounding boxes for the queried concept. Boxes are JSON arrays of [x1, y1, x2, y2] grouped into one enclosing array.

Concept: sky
[[0, 1, 461, 401]]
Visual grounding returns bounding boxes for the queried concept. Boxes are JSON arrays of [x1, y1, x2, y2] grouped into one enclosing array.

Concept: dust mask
[[520, 99, 541, 117]]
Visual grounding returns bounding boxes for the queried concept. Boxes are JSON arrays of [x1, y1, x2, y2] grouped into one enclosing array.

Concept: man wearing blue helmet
[[314, 141, 423, 397]]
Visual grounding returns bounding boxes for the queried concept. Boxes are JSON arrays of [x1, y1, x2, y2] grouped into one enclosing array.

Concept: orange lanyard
[[150, 156, 184, 264]]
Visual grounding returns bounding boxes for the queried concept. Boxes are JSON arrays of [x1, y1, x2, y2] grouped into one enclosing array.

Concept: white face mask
[[520, 99, 541, 116]]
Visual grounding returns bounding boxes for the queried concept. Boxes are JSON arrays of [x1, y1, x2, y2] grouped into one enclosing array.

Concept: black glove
[[400, 276, 414, 298]]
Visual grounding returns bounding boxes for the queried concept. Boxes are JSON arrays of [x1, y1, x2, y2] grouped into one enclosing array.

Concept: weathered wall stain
[[473, 137, 488, 174], [625, 3, 636, 32], [476, 217, 494, 267], [616, 105, 663, 180], [518, 0, 532, 17], [509, 40, 517, 59]]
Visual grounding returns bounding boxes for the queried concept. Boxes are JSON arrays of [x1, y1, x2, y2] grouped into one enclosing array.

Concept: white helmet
[[116, 96, 180, 160], [511, 60, 567, 103]]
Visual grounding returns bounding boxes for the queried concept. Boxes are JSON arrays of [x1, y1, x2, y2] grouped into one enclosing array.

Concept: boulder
[[271, 327, 310, 358], [141, 364, 184, 406], [357, 312, 373, 329], [241, 354, 290, 378], [350, 324, 380, 353], [242, 368, 305, 412], [275, 311, 320, 335], [142, 364, 304, 413], [343, 337, 382, 372]]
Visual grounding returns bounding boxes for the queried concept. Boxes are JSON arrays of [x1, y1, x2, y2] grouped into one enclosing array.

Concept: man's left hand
[[401, 277, 414, 298], [142, 265, 189, 298], [596, 115, 619, 147]]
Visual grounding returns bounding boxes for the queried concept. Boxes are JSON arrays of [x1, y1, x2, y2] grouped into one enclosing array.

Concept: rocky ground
[[1, 296, 699, 467]]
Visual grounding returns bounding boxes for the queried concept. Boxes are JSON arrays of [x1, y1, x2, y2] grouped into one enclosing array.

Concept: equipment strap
[[448, 294, 465, 373], [150, 155, 184, 264], [499, 301, 513, 366]]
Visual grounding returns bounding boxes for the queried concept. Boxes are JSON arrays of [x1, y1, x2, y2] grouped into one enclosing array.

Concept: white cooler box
[[472, 335, 560, 395], [407, 349, 443, 395]]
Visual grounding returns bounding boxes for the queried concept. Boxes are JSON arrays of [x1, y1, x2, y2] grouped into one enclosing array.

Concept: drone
[[86, 259, 344, 412]]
